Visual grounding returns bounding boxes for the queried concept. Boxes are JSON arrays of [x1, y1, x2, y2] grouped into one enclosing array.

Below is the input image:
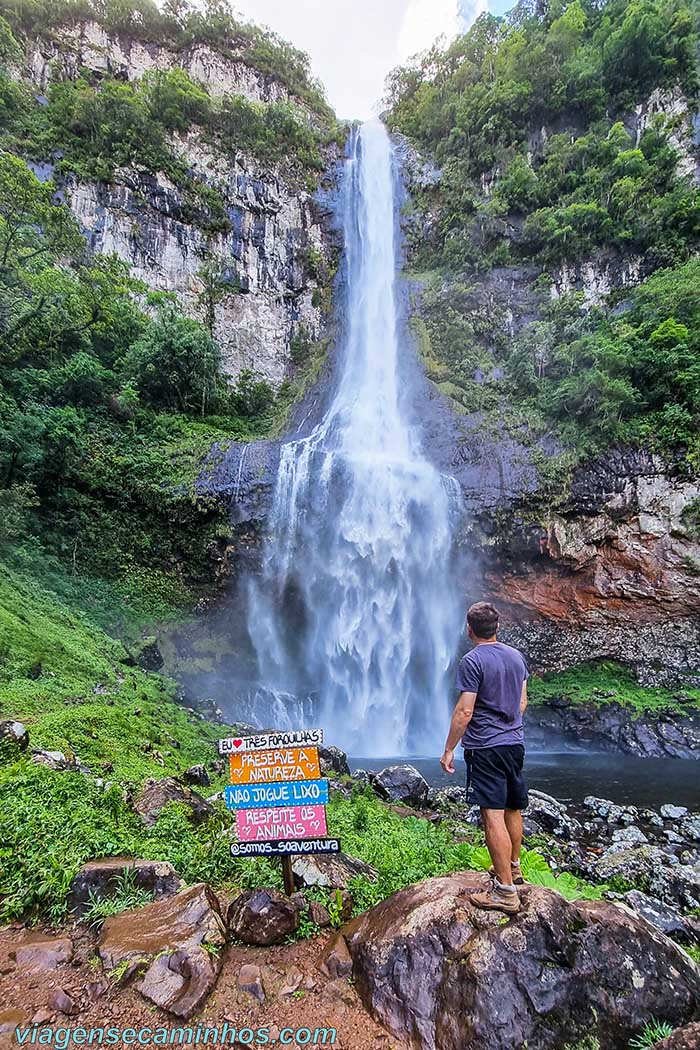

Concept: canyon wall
[[21, 22, 340, 387]]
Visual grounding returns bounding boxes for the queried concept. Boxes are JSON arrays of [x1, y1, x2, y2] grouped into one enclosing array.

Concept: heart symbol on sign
[[232, 739, 243, 749]]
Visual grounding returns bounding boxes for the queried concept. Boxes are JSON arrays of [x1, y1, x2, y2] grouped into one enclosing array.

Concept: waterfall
[[246, 119, 463, 757]]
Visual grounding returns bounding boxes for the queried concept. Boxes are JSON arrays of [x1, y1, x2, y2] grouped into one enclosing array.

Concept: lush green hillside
[[386, 0, 700, 468], [0, 0, 339, 623]]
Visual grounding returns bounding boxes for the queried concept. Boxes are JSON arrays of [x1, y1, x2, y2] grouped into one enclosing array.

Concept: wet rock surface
[[344, 871, 700, 1050], [653, 1022, 700, 1049], [0, 932, 73, 975], [292, 852, 377, 890], [526, 698, 700, 759], [98, 882, 226, 1017], [228, 889, 300, 946], [370, 764, 430, 808], [68, 857, 183, 916]]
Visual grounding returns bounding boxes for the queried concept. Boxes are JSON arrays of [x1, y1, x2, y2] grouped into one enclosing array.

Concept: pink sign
[[236, 804, 328, 842]]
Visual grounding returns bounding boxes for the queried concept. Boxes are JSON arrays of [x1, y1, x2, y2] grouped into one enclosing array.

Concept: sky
[[233, 0, 513, 120]]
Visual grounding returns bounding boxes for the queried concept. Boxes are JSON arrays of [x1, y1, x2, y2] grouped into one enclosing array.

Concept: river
[[350, 753, 700, 808]]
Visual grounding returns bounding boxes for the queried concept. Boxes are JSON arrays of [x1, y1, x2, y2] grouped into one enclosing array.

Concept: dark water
[[350, 753, 700, 809]]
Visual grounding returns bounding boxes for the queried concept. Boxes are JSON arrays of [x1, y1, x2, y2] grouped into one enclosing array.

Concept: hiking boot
[[489, 863, 525, 886], [471, 882, 521, 915]]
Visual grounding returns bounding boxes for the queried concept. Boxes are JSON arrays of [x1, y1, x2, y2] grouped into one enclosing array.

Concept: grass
[[528, 661, 700, 716], [629, 1020, 675, 1048], [82, 868, 155, 928]]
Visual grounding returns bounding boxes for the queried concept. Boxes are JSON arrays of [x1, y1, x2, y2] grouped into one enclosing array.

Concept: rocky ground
[[2, 738, 700, 1050]]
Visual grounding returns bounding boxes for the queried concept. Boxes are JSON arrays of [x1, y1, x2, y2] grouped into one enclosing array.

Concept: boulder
[[319, 745, 350, 776], [372, 765, 430, 808], [30, 748, 89, 772], [679, 815, 700, 843], [0, 932, 73, 975], [652, 1022, 700, 1049], [344, 871, 700, 1050], [98, 882, 225, 1018], [648, 861, 700, 911], [432, 786, 468, 810], [661, 805, 689, 820], [351, 769, 371, 785], [622, 890, 690, 939], [180, 765, 211, 787], [292, 852, 377, 890], [228, 889, 299, 946], [583, 795, 625, 823], [309, 901, 330, 928], [611, 826, 649, 847], [592, 845, 675, 888], [527, 790, 582, 838], [68, 857, 183, 916], [0, 719, 28, 752], [133, 777, 214, 827]]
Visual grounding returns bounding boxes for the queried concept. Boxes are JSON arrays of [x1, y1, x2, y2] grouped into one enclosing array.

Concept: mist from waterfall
[[245, 119, 463, 756]]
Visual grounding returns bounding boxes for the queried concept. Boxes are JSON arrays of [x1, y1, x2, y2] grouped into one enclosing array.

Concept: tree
[[122, 311, 223, 415]]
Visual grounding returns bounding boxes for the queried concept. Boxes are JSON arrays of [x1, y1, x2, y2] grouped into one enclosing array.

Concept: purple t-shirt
[[456, 642, 528, 749]]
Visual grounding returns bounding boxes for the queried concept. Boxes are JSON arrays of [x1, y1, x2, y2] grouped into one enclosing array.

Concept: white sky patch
[[397, 0, 462, 63], [233, 0, 496, 121]]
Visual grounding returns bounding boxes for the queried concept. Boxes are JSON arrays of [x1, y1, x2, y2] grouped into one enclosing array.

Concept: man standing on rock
[[440, 601, 529, 914]]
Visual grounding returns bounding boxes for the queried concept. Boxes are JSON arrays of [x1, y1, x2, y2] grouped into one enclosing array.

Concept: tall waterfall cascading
[[246, 119, 463, 756]]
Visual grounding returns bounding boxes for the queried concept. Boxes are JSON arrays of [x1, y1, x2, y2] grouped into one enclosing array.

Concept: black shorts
[[465, 744, 528, 810]]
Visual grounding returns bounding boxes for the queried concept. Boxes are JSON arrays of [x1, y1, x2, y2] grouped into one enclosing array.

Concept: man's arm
[[520, 680, 528, 715], [440, 691, 476, 774]]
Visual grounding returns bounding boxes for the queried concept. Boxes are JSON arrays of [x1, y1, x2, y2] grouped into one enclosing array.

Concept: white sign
[[218, 728, 324, 756]]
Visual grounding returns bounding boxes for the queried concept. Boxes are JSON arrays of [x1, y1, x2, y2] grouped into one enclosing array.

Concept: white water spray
[[247, 120, 463, 756]]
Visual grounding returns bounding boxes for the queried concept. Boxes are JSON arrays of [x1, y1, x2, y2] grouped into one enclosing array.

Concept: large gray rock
[[622, 890, 691, 939], [592, 846, 700, 910], [292, 852, 377, 890], [0, 720, 28, 752], [318, 745, 350, 776], [527, 790, 582, 838], [679, 815, 700, 842], [371, 765, 430, 808], [68, 857, 183, 916], [344, 871, 700, 1050], [98, 883, 225, 1017], [228, 889, 299, 946], [133, 777, 214, 827]]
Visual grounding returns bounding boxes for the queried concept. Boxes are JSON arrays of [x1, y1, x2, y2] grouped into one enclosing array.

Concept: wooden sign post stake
[[281, 854, 295, 896]]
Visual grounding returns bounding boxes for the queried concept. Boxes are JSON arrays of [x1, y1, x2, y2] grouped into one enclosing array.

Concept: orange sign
[[229, 746, 321, 785]]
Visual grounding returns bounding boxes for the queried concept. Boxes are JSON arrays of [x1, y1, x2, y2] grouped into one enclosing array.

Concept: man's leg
[[504, 808, 523, 865], [481, 808, 513, 886]]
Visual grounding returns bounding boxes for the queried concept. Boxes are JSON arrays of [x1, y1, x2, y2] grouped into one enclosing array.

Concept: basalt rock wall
[[20, 21, 342, 387]]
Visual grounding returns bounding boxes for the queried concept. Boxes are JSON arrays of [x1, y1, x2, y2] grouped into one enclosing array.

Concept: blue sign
[[224, 778, 330, 811]]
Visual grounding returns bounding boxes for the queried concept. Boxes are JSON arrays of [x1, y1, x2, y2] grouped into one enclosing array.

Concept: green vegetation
[[387, 0, 700, 469], [1, 0, 333, 121], [0, 558, 603, 925], [82, 868, 154, 927], [629, 1020, 675, 1048], [0, 147, 286, 621], [529, 660, 700, 714]]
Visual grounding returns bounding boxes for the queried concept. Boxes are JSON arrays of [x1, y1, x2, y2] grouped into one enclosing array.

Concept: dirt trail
[[0, 922, 401, 1050]]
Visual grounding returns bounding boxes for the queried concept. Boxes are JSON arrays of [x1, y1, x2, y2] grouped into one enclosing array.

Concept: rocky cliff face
[[22, 22, 340, 387], [397, 94, 700, 684]]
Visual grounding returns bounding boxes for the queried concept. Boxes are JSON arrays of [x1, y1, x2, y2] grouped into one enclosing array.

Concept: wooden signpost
[[220, 728, 340, 894]]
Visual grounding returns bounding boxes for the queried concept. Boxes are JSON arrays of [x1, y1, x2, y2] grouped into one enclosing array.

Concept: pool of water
[[350, 752, 700, 810]]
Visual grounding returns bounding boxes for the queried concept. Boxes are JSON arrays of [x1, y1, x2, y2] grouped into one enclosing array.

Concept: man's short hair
[[467, 601, 499, 639]]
